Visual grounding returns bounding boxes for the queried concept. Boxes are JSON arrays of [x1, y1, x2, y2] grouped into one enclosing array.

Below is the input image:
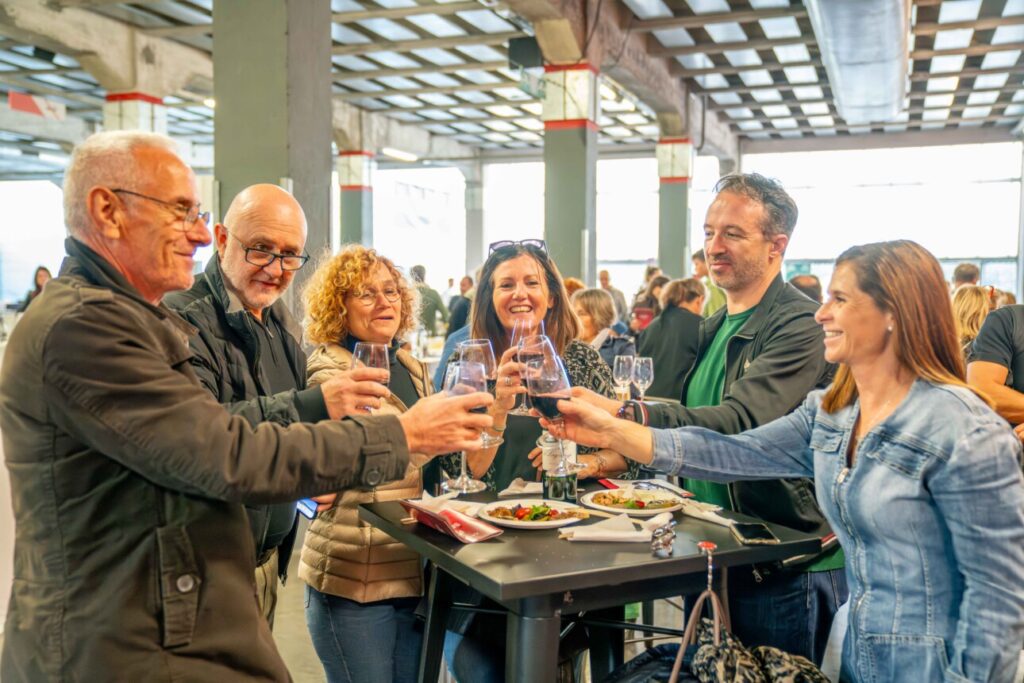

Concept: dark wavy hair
[[470, 244, 578, 357]]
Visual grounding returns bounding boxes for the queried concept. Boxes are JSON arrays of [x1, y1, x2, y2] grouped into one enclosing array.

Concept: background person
[[598, 268, 629, 326], [572, 287, 635, 369], [968, 301, 1024, 442], [629, 274, 669, 333], [692, 248, 726, 316], [951, 284, 990, 359], [636, 278, 703, 400], [789, 273, 823, 304], [0, 130, 492, 681], [165, 183, 389, 625], [300, 245, 433, 683], [411, 264, 448, 336], [548, 240, 1024, 683], [16, 266, 51, 312], [952, 261, 980, 289], [447, 274, 473, 338]]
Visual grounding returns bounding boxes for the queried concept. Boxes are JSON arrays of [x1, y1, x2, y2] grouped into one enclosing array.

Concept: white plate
[[580, 490, 684, 517], [478, 498, 589, 529]]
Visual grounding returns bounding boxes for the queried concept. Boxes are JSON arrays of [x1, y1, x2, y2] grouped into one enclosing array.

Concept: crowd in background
[[5, 129, 1024, 683]]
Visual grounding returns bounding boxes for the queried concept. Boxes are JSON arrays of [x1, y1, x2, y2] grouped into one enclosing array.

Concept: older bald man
[[165, 184, 386, 625]]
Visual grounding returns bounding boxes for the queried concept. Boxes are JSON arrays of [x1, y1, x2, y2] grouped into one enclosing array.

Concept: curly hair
[[302, 245, 417, 345], [952, 285, 990, 349]]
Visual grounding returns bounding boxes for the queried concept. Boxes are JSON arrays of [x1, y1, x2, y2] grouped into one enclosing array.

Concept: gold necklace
[[856, 396, 897, 440]]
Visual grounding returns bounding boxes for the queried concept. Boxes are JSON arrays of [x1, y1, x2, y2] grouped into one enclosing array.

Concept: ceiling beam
[[365, 98, 540, 115], [913, 14, 1024, 35], [910, 64, 1024, 82], [693, 80, 833, 97], [335, 79, 521, 100], [632, 6, 806, 33], [732, 112, 1018, 132], [142, 24, 213, 38], [333, 1, 493, 23], [0, 65, 84, 77], [52, 0, 159, 6], [912, 41, 1024, 60], [674, 59, 822, 78], [708, 85, 1024, 111], [649, 35, 811, 58], [740, 125, 1016, 153], [332, 31, 522, 56], [0, 74, 104, 106], [332, 59, 507, 81]]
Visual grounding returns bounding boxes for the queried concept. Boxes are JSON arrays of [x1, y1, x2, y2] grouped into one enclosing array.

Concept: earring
[[887, 325, 894, 333]]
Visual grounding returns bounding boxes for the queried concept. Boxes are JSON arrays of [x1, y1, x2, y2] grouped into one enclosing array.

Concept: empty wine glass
[[523, 348, 580, 474], [456, 339, 503, 448], [509, 319, 542, 416], [352, 341, 390, 413], [632, 356, 654, 402], [612, 354, 635, 402], [441, 361, 489, 494]]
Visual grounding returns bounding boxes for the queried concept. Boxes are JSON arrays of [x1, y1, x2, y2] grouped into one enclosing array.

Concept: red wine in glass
[[531, 393, 570, 420]]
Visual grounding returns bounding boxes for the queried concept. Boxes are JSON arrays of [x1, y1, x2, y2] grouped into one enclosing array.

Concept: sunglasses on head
[[488, 239, 547, 255]]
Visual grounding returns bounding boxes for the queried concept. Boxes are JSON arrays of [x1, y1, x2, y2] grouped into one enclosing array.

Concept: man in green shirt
[[578, 174, 844, 664]]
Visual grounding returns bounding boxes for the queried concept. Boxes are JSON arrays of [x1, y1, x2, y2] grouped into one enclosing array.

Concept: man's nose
[[188, 220, 213, 247], [264, 258, 285, 278]]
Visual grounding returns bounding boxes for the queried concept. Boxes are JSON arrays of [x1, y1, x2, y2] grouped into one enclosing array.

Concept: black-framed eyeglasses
[[111, 188, 211, 228], [488, 239, 547, 255], [225, 230, 309, 271]]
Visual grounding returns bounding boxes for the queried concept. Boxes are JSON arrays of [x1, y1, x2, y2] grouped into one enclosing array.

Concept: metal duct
[[804, 0, 911, 125]]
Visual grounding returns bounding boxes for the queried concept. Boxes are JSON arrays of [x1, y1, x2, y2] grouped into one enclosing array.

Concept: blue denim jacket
[[651, 380, 1024, 682]]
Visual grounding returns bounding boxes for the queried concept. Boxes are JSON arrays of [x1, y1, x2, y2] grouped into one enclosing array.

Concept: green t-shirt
[[684, 307, 755, 510], [683, 305, 845, 573]]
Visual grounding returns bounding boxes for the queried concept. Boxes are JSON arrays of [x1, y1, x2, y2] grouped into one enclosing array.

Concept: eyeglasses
[[488, 239, 547, 255], [225, 230, 309, 271], [351, 285, 402, 306], [111, 189, 210, 228]]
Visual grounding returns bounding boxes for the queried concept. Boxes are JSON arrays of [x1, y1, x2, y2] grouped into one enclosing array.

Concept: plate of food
[[478, 499, 590, 529], [580, 489, 685, 517]]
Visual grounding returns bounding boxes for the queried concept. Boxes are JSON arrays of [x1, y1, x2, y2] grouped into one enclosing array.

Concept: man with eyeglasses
[[164, 183, 391, 626], [1, 131, 492, 681]]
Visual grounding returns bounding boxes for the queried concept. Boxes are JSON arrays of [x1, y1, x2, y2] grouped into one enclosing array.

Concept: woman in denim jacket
[[546, 240, 1024, 682]]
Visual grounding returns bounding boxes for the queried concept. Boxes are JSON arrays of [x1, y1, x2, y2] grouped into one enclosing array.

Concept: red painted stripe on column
[[544, 63, 599, 75], [8, 92, 43, 116], [544, 119, 599, 132], [340, 185, 373, 191], [105, 92, 163, 104], [660, 177, 691, 184], [658, 137, 691, 145], [338, 150, 374, 157]]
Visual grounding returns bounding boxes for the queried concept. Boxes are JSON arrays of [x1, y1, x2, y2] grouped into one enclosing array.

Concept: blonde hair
[[302, 245, 417, 345], [572, 288, 616, 331], [822, 241, 988, 413], [952, 285, 990, 348]]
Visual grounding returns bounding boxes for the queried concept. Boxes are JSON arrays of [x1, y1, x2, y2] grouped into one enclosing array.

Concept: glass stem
[[459, 451, 469, 482]]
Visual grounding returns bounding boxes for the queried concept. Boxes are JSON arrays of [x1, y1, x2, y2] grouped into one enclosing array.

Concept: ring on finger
[[505, 375, 512, 387]]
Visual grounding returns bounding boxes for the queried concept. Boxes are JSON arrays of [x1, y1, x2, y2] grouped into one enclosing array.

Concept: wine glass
[[352, 341, 390, 413], [523, 349, 580, 474], [612, 354, 635, 402], [441, 361, 489, 494], [456, 339, 503, 448], [508, 319, 542, 416], [632, 356, 654, 402]]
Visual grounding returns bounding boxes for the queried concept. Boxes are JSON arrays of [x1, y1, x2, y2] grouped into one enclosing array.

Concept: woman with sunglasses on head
[[439, 239, 636, 491], [299, 245, 436, 683], [440, 240, 636, 683]]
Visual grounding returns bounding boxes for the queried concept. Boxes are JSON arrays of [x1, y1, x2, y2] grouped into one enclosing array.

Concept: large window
[[744, 143, 1023, 293], [0, 181, 66, 309], [373, 167, 466, 290]]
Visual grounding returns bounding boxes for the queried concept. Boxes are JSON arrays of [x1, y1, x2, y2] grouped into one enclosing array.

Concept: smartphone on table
[[730, 521, 780, 545]]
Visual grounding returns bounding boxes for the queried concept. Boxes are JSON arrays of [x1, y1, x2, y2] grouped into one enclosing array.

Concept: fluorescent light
[[203, 98, 216, 108], [381, 147, 418, 162]]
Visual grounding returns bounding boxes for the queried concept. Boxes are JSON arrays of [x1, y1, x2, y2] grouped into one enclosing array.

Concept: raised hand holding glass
[[352, 341, 389, 413], [442, 361, 488, 494]]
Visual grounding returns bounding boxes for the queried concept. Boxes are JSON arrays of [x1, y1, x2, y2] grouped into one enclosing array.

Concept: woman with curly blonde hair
[[299, 244, 431, 683], [952, 284, 990, 358]]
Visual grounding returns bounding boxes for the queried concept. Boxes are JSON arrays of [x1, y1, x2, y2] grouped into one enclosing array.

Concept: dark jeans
[[726, 566, 848, 665], [305, 586, 423, 683]]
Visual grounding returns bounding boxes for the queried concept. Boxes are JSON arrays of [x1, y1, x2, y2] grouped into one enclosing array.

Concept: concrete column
[[338, 151, 374, 247], [213, 0, 333, 277], [463, 160, 485, 276], [542, 63, 598, 284], [657, 137, 694, 279], [103, 92, 167, 133]]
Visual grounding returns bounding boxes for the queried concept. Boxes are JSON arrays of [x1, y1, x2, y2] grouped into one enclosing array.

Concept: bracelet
[[593, 452, 608, 478]]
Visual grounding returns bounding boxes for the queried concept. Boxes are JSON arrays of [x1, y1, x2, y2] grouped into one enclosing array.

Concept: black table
[[359, 497, 821, 683]]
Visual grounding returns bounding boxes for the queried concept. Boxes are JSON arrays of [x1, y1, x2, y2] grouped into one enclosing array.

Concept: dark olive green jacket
[[0, 238, 409, 682]]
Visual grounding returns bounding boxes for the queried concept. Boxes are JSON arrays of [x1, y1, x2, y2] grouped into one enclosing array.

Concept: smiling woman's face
[[491, 253, 553, 333], [345, 263, 402, 344]]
